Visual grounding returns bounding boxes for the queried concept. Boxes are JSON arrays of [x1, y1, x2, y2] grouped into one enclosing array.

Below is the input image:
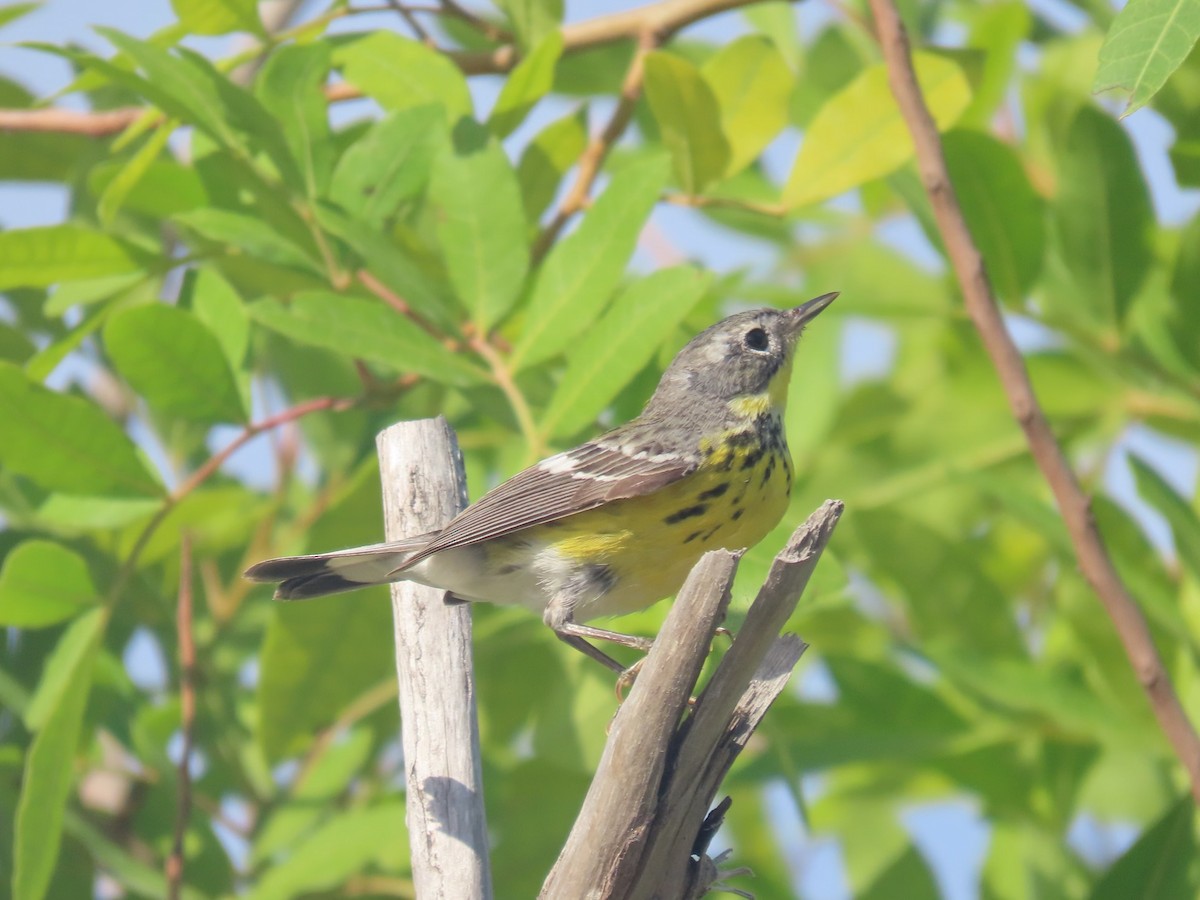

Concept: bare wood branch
[[0, 0, 795, 136], [376, 418, 492, 897], [541, 549, 741, 898], [866, 0, 1200, 804], [542, 501, 843, 899], [532, 30, 654, 262]]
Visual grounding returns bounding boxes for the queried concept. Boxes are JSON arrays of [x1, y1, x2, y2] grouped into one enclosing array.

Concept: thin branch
[[0, 0, 792, 136], [115, 396, 356, 604], [386, 0, 437, 46], [293, 677, 398, 790], [166, 533, 196, 900], [468, 334, 544, 460], [0, 107, 142, 135], [532, 30, 655, 262], [439, 0, 513, 42], [354, 270, 448, 345], [663, 192, 787, 217], [866, 0, 1200, 805]]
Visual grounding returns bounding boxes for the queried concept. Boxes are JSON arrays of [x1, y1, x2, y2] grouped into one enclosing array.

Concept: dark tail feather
[[276, 570, 379, 600], [244, 536, 432, 601]]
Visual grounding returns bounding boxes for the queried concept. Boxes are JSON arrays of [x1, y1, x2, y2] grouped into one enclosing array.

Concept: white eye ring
[[743, 327, 769, 352]]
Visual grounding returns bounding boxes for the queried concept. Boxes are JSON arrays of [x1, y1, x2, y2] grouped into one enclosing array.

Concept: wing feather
[[398, 436, 696, 570]]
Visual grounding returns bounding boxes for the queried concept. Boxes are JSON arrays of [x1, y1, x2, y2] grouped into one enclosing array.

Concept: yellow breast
[[540, 433, 792, 620]]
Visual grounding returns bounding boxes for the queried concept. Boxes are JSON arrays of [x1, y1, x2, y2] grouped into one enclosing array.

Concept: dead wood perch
[[541, 500, 844, 899]]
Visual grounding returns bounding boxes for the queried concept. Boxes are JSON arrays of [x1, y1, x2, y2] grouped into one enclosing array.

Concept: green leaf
[[1129, 453, 1200, 581], [256, 591, 393, 762], [34, 495, 163, 532], [13, 609, 104, 900], [105, 302, 247, 424], [0, 225, 144, 289], [256, 42, 334, 198], [333, 31, 472, 119], [173, 207, 321, 274], [702, 35, 794, 176], [643, 51, 730, 194], [1091, 796, 1196, 899], [1167, 211, 1200, 369], [43, 273, 146, 318], [860, 846, 940, 900], [516, 107, 587, 224], [312, 204, 456, 330], [0, 321, 35, 364], [0, 362, 162, 497], [1050, 105, 1153, 326], [245, 804, 405, 900], [1094, 0, 1200, 116], [784, 52, 971, 208], [89, 156, 208, 221], [0, 541, 97, 629], [852, 510, 1023, 655], [541, 266, 711, 438], [0, 131, 93, 182], [743, 2, 802, 69], [490, 31, 563, 138], [97, 31, 299, 187], [170, 0, 262, 35], [428, 126, 529, 333], [960, 2, 1031, 128], [190, 267, 249, 370], [95, 28, 243, 149], [329, 105, 446, 226], [511, 154, 669, 370], [97, 124, 174, 226], [248, 293, 487, 387], [63, 810, 208, 900], [0, 3, 38, 30], [254, 728, 375, 862], [496, 0, 562, 50], [941, 129, 1045, 305], [24, 608, 105, 730]]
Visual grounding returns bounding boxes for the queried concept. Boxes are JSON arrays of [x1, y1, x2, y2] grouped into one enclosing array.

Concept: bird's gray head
[[644, 293, 838, 419]]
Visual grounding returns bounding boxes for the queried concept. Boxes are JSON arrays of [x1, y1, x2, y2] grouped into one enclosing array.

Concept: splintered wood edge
[[540, 549, 740, 898]]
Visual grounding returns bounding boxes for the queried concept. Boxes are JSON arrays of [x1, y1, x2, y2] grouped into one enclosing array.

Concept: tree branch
[[542, 500, 844, 898], [0, 0, 792, 136], [376, 418, 492, 898], [532, 30, 655, 262], [866, 0, 1200, 805]]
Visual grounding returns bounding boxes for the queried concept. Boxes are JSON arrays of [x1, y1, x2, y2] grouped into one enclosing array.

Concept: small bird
[[246, 293, 837, 672]]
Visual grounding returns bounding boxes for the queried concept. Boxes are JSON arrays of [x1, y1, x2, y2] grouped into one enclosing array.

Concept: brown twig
[[166, 533, 196, 900], [531, 30, 655, 262], [116, 396, 357, 604], [866, 0, 1200, 805], [386, 0, 436, 46], [440, 0, 513, 42], [0, 0, 790, 136]]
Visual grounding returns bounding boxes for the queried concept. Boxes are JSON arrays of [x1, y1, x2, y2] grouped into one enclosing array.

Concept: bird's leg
[[543, 596, 652, 675]]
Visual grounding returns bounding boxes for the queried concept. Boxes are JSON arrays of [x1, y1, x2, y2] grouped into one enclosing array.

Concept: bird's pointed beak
[[786, 291, 839, 332]]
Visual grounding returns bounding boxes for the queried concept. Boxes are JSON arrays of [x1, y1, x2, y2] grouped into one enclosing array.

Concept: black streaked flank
[[684, 530, 703, 543], [740, 447, 765, 469], [698, 483, 730, 501], [731, 508, 744, 521], [664, 504, 707, 524]]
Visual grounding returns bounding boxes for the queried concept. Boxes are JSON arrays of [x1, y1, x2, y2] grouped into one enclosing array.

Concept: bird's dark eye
[[743, 327, 769, 352]]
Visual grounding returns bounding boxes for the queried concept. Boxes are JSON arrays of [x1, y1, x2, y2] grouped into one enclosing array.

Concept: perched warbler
[[246, 292, 837, 671]]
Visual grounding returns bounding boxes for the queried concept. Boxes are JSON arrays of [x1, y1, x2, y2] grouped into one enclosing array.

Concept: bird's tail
[[243, 534, 434, 600]]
